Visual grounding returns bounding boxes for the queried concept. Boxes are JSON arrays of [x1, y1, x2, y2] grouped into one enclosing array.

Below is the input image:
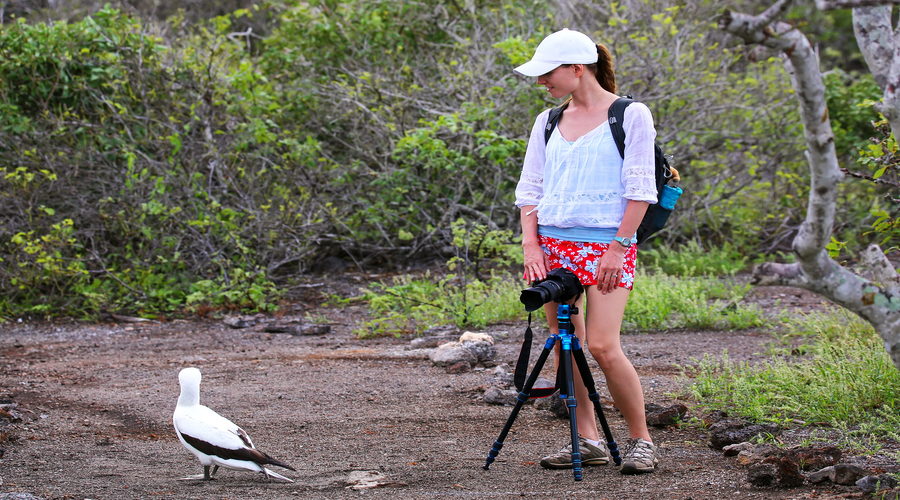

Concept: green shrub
[[0, 7, 318, 316]]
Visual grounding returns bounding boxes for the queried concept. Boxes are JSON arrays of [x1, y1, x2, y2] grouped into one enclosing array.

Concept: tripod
[[482, 303, 621, 481]]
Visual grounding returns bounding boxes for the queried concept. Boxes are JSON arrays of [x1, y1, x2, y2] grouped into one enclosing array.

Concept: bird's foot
[[177, 474, 211, 481]]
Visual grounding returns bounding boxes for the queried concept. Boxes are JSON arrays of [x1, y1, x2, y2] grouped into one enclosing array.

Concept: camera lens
[[520, 288, 548, 312], [520, 280, 563, 311], [543, 280, 563, 302]]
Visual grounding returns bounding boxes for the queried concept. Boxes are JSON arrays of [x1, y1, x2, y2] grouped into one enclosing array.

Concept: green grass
[[353, 272, 526, 338], [624, 271, 765, 331], [355, 265, 766, 337], [640, 240, 749, 277], [686, 311, 900, 446]]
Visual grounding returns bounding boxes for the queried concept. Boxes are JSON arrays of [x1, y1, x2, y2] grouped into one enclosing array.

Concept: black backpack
[[543, 96, 679, 245]]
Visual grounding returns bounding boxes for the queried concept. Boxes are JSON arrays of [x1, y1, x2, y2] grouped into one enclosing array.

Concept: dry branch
[[720, 2, 900, 370]]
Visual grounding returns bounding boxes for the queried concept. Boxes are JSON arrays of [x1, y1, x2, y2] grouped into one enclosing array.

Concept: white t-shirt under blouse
[[514, 101, 658, 231]]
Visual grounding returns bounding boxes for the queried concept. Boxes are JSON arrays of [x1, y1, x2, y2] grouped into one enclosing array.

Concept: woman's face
[[536, 64, 579, 99]]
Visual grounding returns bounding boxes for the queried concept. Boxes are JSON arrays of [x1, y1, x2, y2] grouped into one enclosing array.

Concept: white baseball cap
[[514, 28, 599, 77]]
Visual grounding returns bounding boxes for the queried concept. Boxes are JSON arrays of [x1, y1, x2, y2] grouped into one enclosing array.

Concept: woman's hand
[[523, 241, 551, 283], [596, 243, 626, 294]]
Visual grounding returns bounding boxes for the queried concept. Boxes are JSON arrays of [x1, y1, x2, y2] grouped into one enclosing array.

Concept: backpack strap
[[543, 97, 572, 145], [608, 97, 633, 159]]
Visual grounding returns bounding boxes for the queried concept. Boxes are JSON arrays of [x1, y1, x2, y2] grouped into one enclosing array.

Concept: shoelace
[[625, 440, 654, 460]]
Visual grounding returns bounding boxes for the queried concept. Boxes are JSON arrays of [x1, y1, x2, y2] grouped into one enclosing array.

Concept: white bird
[[173, 367, 295, 482]]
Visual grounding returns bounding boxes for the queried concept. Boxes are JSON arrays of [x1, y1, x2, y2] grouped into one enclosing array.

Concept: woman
[[513, 28, 660, 474]]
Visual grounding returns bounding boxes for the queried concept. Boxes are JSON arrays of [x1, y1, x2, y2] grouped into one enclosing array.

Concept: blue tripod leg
[[558, 332, 583, 481], [571, 337, 621, 466], [483, 336, 557, 470]]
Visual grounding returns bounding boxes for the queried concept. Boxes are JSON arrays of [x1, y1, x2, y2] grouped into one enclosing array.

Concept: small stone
[[410, 335, 456, 349], [483, 387, 519, 406], [857, 474, 899, 493], [0, 494, 47, 500], [781, 446, 841, 471], [832, 463, 871, 485], [645, 403, 688, 427], [748, 463, 778, 487], [344, 470, 407, 490], [430, 341, 477, 367], [708, 418, 781, 449], [421, 325, 460, 337], [723, 442, 754, 457], [806, 466, 834, 484], [223, 315, 260, 329], [446, 361, 471, 374], [459, 332, 496, 363], [761, 455, 804, 487], [737, 450, 762, 466]]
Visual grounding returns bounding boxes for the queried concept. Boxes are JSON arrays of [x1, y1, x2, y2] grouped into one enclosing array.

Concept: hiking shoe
[[619, 438, 659, 474], [539, 437, 610, 469]]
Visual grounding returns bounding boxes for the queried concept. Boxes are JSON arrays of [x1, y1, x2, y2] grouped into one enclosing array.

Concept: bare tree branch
[[853, 6, 900, 143], [817, 0, 900, 10], [861, 244, 900, 295], [720, 4, 900, 370]]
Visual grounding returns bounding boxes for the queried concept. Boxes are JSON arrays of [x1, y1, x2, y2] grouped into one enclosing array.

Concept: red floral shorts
[[538, 235, 637, 289]]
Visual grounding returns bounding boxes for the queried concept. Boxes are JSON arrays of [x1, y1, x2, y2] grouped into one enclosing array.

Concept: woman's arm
[[521, 205, 550, 283], [517, 110, 552, 283]]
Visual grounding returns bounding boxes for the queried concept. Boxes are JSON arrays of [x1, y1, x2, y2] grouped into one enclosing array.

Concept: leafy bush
[[0, 8, 319, 316], [0, 0, 888, 317]]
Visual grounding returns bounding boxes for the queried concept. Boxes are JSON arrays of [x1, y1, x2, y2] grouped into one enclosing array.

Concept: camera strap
[[514, 312, 558, 398]]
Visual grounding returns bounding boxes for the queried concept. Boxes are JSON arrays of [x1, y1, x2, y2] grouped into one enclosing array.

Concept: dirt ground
[[1, 277, 898, 500]]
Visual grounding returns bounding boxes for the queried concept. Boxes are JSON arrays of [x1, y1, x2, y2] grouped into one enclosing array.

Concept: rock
[[459, 332, 496, 363], [533, 390, 569, 418], [430, 331, 496, 367], [748, 463, 778, 487], [806, 466, 834, 484], [737, 450, 761, 466], [857, 474, 899, 493], [723, 442, 755, 457], [264, 323, 331, 336], [832, 463, 870, 485], [446, 361, 471, 374], [410, 335, 456, 349], [645, 403, 688, 427], [0, 406, 22, 423], [761, 455, 804, 487], [781, 446, 841, 471], [491, 363, 511, 375], [707, 418, 780, 449], [487, 371, 515, 388], [344, 470, 407, 490], [483, 387, 520, 406], [0, 494, 47, 500], [223, 315, 263, 329], [430, 341, 476, 367]]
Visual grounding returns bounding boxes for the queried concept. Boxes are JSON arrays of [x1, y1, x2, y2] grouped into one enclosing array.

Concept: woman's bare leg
[[583, 285, 650, 441]]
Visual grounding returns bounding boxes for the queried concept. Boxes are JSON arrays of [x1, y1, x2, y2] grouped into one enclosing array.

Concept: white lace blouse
[[514, 102, 658, 229]]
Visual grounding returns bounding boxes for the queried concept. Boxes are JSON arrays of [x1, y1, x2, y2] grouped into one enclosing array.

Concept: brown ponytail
[[586, 43, 617, 93]]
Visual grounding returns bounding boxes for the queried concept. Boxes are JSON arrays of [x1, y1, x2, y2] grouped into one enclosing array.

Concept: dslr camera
[[520, 268, 583, 312]]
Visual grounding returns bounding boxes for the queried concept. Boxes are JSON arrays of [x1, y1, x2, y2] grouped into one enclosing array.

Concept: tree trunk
[[719, 2, 900, 370]]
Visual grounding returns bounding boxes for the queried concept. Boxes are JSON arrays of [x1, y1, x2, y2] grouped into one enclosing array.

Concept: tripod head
[[555, 301, 580, 347]]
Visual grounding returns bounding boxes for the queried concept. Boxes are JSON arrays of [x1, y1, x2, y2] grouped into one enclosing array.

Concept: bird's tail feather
[[266, 456, 296, 471], [263, 467, 294, 482]]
